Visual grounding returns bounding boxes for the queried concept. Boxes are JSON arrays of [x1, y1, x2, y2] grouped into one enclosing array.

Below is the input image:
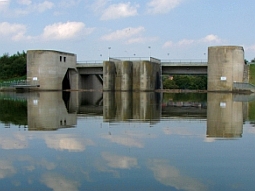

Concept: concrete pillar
[[103, 61, 116, 91], [208, 46, 244, 91], [121, 61, 133, 91]]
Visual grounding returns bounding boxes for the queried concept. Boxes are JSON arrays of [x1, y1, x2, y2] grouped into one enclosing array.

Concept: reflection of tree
[[0, 99, 27, 125]]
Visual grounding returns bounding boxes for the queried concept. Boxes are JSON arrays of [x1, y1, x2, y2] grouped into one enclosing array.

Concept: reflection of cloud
[[44, 134, 94, 152], [0, 160, 16, 179], [102, 152, 138, 169], [148, 159, 207, 191], [16, 155, 56, 172], [163, 127, 193, 136], [0, 133, 28, 149], [101, 134, 143, 148], [41, 173, 80, 191]]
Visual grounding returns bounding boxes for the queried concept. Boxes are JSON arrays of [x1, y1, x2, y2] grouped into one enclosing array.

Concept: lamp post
[[108, 47, 111, 60], [148, 46, 151, 57]]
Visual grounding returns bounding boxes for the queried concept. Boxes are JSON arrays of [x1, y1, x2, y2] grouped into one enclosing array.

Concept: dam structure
[[26, 46, 253, 92]]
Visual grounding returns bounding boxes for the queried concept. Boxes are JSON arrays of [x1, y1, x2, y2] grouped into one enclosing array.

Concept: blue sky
[[0, 0, 255, 61]]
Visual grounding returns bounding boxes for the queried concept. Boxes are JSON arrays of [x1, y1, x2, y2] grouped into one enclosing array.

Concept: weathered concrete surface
[[103, 61, 116, 91], [104, 59, 161, 91], [27, 50, 78, 90], [208, 46, 244, 91]]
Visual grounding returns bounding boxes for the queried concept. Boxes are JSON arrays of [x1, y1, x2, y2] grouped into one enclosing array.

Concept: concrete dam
[[26, 46, 251, 92]]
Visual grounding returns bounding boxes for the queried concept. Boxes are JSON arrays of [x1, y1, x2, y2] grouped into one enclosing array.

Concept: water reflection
[[103, 92, 161, 122], [207, 93, 243, 138], [0, 91, 254, 138], [27, 92, 77, 130], [0, 92, 255, 190]]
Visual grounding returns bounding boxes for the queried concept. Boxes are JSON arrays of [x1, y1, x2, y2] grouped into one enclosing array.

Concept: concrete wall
[[27, 50, 78, 90], [208, 46, 244, 91], [103, 59, 161, 91]]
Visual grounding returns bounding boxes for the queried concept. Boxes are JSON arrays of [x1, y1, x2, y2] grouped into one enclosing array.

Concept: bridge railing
[[161, 59, 207, 64], [77, 60, 104, 65]]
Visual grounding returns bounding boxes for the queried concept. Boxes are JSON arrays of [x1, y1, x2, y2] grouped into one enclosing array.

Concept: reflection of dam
[[103, 92, 161, 122], [27, 92, 77, 130], [207, 93, 243, 138], [6, 91, 252, 138]]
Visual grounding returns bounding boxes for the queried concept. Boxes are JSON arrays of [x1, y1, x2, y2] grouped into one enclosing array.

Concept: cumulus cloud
[[102, 152, 138, 169], [126, 36, 158, 44], [17, 0, 32, 5], [163, 34, 223, 48], [33, 1, 54, 13], [101, 26, 144, 41], [148, 159, 207, 191], [58, 0, 80, 8], [100, 2, 139, 20], [41, 173, 80, 191], [42, 21, 94, 40], [200, 34, 221, 43], [245, 45, 255, 53], [147, 0, 183, 14], [0, 0, 10, 12]]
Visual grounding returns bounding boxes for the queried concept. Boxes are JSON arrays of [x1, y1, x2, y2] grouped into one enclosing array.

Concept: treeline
[[0, 51, 27, 80], [163, 75, 207, 90]]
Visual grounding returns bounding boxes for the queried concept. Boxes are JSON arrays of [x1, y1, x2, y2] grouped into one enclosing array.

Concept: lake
[[0, 91, 254, 191]]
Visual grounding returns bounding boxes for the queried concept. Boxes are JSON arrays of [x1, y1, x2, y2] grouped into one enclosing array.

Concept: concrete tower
[[207, 46, 244, 91]]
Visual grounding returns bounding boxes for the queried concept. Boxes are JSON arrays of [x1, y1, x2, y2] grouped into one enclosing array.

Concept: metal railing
[[233, 82, 255, 92]]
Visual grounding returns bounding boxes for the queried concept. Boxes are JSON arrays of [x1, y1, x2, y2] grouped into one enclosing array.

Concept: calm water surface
[[0, 91, 254, 191]]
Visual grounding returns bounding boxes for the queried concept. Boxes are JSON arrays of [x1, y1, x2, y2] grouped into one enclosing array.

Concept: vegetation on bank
[[0, 51, 26, 81], [162, 75, 207, 90]]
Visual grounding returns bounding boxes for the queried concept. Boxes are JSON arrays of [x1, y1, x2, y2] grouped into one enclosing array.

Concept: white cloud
[[91, 0, 109, 13], [0, 22, 28, 41], [17, 0, 32, 5], [126, 36, 158, 44], [163, 34, 223, 48], [245, 45, 255, 52], [0, 0, 10, 12], [163, 40, 174, 48], [102, 152, 138, 169], [148, 159, 207, 191], [42, 21, 94, 40], [100, 2, 139, 20], [58, 0, 80, 8], [147, 0, 183, 14], [177, 39, 195, 46], [200, 34, 221, 43], [33, 1, 54, 13], [101, 26, 145, 41]]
